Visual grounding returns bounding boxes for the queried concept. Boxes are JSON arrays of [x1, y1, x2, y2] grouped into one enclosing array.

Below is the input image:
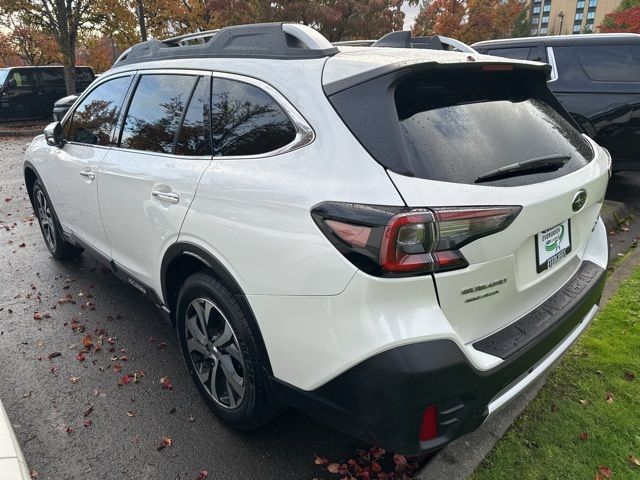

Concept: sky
[[402, 3, 421, 30]]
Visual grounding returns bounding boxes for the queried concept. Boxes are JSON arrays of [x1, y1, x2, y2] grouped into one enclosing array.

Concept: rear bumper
[[272, 260, 606, 454]]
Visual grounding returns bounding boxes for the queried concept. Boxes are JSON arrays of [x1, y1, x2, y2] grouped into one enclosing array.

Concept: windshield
[[0, 69, 9, 86]]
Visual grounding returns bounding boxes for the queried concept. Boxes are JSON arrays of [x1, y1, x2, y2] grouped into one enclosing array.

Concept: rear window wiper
[[475, 154, 571, 184]]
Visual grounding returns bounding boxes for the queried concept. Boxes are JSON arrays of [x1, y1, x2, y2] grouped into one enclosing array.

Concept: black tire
[[32, 179, 83, 260], [176, 271, 280, 430]]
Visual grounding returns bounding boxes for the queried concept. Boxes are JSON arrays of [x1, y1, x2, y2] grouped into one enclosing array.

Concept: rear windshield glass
[[571, 45, 640, 82], [393, 70, 593, 186]]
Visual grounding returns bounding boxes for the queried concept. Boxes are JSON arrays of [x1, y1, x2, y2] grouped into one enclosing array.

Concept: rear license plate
[[536, 219, 571, 273]]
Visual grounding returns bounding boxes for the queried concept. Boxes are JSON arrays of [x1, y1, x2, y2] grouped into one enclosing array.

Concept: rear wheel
[[32, 180, 82, 259], [176, 272, 279, 430]]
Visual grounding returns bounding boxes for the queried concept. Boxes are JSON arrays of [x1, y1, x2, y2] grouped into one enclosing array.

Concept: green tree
[[511, 4, 530, 38]]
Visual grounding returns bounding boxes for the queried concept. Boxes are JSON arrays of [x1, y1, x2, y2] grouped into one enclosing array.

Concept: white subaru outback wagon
[[24, 23, 610, 454]]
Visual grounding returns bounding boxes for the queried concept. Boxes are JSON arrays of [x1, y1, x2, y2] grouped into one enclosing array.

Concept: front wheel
[[176, 272, 280, 430], [32, 180, 83, 259]]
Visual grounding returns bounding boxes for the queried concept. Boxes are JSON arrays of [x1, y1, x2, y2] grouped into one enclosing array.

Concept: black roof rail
[[163, 30, 221, 46], [113, 22, 339, 67], [371, 31, 477, 54]]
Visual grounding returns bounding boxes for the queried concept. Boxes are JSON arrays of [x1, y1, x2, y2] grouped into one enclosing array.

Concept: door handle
[[79, 170, 95, 180], [152, 190, 180, 204]]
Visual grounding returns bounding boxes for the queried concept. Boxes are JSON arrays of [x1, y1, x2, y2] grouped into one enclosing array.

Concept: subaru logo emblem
[[572, 189, 587, 212]]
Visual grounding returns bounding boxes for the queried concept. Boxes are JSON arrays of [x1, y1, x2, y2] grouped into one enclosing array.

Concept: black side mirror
[[7, 78, 16, 89], [44, 121, 64, 147]]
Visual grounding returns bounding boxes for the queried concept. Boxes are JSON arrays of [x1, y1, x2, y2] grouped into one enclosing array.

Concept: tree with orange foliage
[[413, 0, 525, 44], [204, 0, 418, 41], [599, 5, 640, 33]]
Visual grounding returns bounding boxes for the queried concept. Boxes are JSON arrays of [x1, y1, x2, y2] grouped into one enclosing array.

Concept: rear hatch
[[325, 52, 610, 344]]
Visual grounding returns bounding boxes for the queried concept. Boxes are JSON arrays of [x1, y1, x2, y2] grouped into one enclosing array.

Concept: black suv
[[0, 66, 94, 120], [473, 34, 640, 171]]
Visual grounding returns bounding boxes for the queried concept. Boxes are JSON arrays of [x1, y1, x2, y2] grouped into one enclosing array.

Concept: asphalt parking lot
[[0, 136, 364, 479]]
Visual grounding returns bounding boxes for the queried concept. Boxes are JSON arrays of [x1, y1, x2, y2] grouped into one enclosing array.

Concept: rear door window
[[571, 45, 640, 82], [210, 78, 296, 156], [120, 74, 198, 154], [68, 75, 133, 146], [40, 69, 65, 87]]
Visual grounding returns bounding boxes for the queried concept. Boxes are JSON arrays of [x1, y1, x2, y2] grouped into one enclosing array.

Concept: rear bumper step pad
[[473, 261, 604, 359]]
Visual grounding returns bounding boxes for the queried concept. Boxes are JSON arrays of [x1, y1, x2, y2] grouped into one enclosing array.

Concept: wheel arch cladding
[[23, 162, 39, 207], [161, 242, 274, 375]]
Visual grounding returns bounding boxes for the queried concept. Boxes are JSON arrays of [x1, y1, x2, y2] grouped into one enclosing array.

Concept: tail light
[[311, 203, 521, 277]]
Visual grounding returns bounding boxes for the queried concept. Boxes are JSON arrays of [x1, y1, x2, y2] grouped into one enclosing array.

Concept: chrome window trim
[[208, 70, 315, 160], [546, 46, 559, 82], [104, 68, 315, 160]]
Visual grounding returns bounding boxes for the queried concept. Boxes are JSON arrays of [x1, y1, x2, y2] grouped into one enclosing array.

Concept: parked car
[[473, 34, 640, 171], [52, 94, 79, 121], [0, 66, 94, 120], [23, 23, 610, 454]]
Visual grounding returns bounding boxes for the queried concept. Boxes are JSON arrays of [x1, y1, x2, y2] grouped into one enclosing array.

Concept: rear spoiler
[[323, 59, 552, 97]]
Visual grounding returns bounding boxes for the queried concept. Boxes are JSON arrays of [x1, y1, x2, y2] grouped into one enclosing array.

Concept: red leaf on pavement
[[82, 335, 93, 349], [157, 342, 168, 350], [118, 374, 133, 386], [120, 355, 129, 361], [195, 471, 208, 480], [83, 419, 92, 427], [393, 453, 408, 465], [64, 426, 74, 434], [4, 197, 11, 202], [75, 352, 86, 362], [33, 312, 43, 320], [157, 436, 173, 450], [160, 376, 173, 390], [113, 363, 122, 373], [598, 465, 613, 478], [326, 463, 340, 474]]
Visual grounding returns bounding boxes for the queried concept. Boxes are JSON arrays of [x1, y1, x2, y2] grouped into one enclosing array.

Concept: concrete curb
[[600, 199, 632, 233], [416, 209, 638, 480], [0, 400, 30, 480], [0, 130, 41, 137]]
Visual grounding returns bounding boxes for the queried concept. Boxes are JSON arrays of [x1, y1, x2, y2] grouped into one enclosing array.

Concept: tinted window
[[486, 47, 531, 60], [40, 69, 64, 86], [120, 74, 197, 153], [210, 78, 296, 156], [9, 69, 36, 88], [571, 45, 640, 82], [76, 68, 94, 84], [394, 71, 593, 186], [175, 77, 211, 156], [68, 75, 132, 146]]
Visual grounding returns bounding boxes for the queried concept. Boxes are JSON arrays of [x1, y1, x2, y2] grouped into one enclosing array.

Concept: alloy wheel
[[185, 298, 245, 409], [35, 189, 56, 251]]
